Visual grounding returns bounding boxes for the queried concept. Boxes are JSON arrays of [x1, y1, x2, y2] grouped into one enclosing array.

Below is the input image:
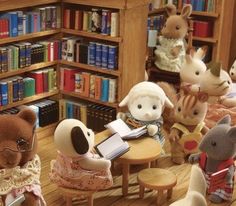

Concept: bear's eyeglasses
[[0, 133, 35, 153]]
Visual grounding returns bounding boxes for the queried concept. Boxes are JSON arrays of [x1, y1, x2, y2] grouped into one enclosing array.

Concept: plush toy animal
[[154, 4, 192, 72], [192, 62, 236, 107], [49, 119, 113, 190], [0, 109, 45, 206], [180, 46, 207, 87], [229, 59, 236, 81], [189, 115, 236, 204], [170, 165, 207, 206], [169, 88, 209, 164], [117, 81, 173, 147]]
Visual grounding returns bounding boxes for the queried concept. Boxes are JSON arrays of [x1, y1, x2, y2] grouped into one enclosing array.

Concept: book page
[[105, 118, 131, 136], [96, 133, 127, 158]]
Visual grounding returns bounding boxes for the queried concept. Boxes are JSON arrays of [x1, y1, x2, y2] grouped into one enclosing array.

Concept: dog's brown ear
[[71, 126, 89, 155]]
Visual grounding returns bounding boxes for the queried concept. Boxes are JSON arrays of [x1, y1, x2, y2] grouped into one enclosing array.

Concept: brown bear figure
[[0, 109, 45, 206]]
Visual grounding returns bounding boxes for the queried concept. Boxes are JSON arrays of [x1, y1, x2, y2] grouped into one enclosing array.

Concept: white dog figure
[[117, 81, 173, 146], [50, 119, 113, 190], [170, 165, 207, 206], [229, 59, 236, 81]]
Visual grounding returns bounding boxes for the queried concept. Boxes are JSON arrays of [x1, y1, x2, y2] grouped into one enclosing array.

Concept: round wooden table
[[95, 130, 162, 196]]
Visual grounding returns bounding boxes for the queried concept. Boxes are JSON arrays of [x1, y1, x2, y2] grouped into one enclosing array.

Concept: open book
[[208, 168, 229, 193], [105, 118, 147, 139], [94, 133, 130, 160]]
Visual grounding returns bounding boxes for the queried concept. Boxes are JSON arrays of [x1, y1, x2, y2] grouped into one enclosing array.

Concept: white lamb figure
[[117, 81, 173, 147], [229, 59, 236, 81]]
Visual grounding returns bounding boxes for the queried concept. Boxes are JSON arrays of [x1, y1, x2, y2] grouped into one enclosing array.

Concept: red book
[[75, 10, 83, 30], [194, 20, 213, 38], [208, 168, 229, 193], [81, 72, 90, 97], [63, 68, 78, 91], [63, 9, 70, 29], [28, 71, 44, 94], [94, 75, 102, 100]]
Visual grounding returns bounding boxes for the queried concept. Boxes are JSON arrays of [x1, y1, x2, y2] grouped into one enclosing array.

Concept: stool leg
[[157, 190, 163, 206], [88, 195, 94, 206], [122, 163, 130, 196], [167, 188, 173, 199], [139, 185, 145, 198], [65, 196, 72, 206]]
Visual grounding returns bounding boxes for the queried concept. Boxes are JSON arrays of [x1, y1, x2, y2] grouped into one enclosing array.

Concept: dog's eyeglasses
[[0, 133, 35, 153]]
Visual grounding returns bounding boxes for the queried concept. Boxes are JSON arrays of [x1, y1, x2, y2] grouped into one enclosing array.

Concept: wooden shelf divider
[[0, 90, 59, 111], [61, 28, 122, 43], [61, 90, 118, 108], [0, 29, 61, 45], [59, 60, 120, 77], [0, 61, 57, 79]]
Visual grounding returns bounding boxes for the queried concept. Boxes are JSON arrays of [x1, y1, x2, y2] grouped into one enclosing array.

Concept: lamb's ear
[[165, 4, 177, 16], [227, 127, 236, 144], [194, 46, 208, 60], [217, 115, 231, 125], [119, 95, 129, 107], [185, 54, 192, 64], [165, 96, 174, 108], [181, 4, 192, 19]]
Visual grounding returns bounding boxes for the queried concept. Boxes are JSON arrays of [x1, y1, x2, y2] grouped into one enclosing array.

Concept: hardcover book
[[95, 132, 130, 160]]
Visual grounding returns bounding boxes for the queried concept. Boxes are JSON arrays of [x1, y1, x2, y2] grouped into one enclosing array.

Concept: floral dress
[[49, 152, 113, 191]]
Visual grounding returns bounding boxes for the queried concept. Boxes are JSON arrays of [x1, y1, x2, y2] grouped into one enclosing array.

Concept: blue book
[[17, 11, 23, 36], [101, 78, 109, 102], [12, 78, 19, 102], [66, 101, 73, 118], [8, 12, 18, 37], [0, 81, 8, 106]]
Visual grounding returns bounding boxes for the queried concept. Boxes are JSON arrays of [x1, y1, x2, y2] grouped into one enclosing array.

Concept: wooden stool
[[58, 187, 96, 206], [137, 168, 177, 205]]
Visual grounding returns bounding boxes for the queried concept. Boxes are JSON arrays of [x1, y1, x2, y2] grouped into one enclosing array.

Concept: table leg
[[122, 163, 130, 196], [157, 190, 163, 205], [167, 188, 173, 199], [139, 185, 145, 198]]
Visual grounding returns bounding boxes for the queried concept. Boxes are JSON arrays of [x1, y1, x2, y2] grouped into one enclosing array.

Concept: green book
[[23, 77, 35, 97]]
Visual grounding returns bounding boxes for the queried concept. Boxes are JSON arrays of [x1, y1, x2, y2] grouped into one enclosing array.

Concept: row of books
[[147, 14, 165, 33], [59, 99, 116, 132], [63, 8, 119, 37], [149, 0, 216, 12], [0, 40, 61, 73], [0, 6, 60, 39], [0, 99, 59, 128], [62, 37, 118, 70], [61, 67, 117, 103], [0, 68, 56, 106]]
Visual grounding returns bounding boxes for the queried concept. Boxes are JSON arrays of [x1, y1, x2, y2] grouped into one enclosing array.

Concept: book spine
[[12, 78, 18, 102], [89, 74, 95, 98], [39, 8, 46, 31], [101, 9, 109, 35], [89, 42, 96, 66], [108, 45, 118, 70], [95, 43, 102, 67], [82, 11, 88, 31], [0, 81, 8, 105], [67, 39, 75, 62], [94, 75, 102, 100], [81, 72, 90, 97], [101, 77, 109, 102], [87, 11, 92, 32], [51, 6, 57, 29], [101, 44, 108, 69], [110, 12, 119, 37], [108, 78, 117, 103], [75, 72, 83, 93], [7, 80, 13, 104], [17, 11, 23, 36], [17, 77, 24, 100]]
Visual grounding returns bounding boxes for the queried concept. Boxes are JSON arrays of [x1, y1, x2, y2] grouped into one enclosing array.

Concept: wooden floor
[[38, 134, 236, 206]]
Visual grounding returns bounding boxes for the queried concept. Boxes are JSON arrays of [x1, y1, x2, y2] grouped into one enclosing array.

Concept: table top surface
[[95, 129, 162, 164]]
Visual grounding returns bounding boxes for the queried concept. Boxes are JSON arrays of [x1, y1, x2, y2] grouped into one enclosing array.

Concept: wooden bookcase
[[148, 0, 235, 69], [0, 0, 149, 130], [0, 0, 60, 115], [60, 0, 148, 107]]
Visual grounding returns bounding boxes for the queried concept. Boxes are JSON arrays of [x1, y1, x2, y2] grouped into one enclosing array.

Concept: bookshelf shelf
[[0, 90, 59, 111], [149, 9, 219, 18], [0, 0, 60, 12], [61, 28, 122, 43], [60, 60, 120, 77], [0, 61, 57, 79], [0, 29, 61, 45], [60, 90, 118, 108], [192, 36, 217, 43]]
